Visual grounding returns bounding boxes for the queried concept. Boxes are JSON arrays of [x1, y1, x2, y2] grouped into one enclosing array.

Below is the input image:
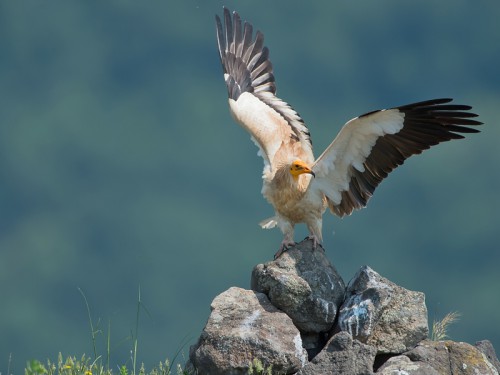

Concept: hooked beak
[[290, 161, 316, 179], [300, 165, 315, 178], [297, 166, 315, 178]]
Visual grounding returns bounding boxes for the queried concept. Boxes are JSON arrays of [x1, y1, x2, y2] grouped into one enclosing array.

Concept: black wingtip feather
[[334, 98, 483, 217], [397, 98, 453, 110], [215, 8, 279, 100]]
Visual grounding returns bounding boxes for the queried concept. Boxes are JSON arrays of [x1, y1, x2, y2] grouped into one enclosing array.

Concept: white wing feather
[[229, 93, 293, 171], [311, 109, 405, 205]]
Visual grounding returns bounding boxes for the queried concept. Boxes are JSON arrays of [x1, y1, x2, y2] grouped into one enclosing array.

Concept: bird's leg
[[306, 219, 324, 252], [274, 239, 296, 259], [274, 221, 295, 259]]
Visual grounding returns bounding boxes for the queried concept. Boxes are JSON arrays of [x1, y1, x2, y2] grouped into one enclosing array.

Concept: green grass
[[24, 356, 283, 375], [22, 288, 192, 375], [24, 354, 188, 375]]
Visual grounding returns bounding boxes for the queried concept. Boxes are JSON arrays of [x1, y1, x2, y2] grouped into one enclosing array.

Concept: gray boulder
[[376, 355, 440, 375], [298, 331, 377, 375], [338, 266, 428, 354], [188, 287, 308, 375], [400, 339, 499, 375], [251, 239, 345, 333]]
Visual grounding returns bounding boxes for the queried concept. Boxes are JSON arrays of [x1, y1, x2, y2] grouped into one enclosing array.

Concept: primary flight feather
[[215, 8, 482, 258]]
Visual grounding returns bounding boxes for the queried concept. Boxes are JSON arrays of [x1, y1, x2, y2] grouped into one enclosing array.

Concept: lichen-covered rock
[[338, 266, 428, 354], [404, 340, 499, 375], [298, 331, 377, 375], [251, 239, 345, 333], [187, 287, 307, 375], [476, 340, 500, 373], [376, 355, 440, 375]]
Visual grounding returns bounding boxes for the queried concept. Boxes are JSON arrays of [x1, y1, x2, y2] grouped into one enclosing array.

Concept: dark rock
[[298, 331, 377, 375], [251, 239, 346, 333], [188, 287, 307, 375], [300, 332, 328, 360], [338, 266, 428, 354], [404, 340, 499, 375]]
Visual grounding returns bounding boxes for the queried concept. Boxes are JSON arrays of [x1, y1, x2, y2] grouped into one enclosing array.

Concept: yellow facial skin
[[289, 160, 315, 179]]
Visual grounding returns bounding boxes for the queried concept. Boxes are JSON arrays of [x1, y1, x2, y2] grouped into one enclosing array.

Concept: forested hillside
[[1, 1, 499, 373]]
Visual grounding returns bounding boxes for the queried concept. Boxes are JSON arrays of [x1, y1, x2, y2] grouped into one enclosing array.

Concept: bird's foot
[[305, 235, 324, 252], [274, 240, 296, 260]]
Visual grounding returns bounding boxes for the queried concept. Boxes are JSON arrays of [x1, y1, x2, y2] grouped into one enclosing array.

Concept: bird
[[214, 8, 482, 259]]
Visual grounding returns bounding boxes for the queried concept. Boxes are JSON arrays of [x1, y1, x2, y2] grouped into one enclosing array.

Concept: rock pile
[[187, 239, 499, 374]]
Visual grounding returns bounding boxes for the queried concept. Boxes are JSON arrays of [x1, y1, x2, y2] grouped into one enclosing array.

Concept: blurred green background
[[1, 0, 499, 373]]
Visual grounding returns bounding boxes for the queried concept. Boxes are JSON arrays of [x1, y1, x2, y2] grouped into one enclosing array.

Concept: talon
[[306, 235, 324, 252], [274, 241, 295, 260], [273, 247, 286, 260]]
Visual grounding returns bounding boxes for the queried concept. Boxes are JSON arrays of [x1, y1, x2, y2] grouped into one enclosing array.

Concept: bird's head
[[289, 160, 315, 180]]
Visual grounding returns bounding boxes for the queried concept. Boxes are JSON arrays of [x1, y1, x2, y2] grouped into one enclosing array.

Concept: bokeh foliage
[[1, 1, 499, 373]]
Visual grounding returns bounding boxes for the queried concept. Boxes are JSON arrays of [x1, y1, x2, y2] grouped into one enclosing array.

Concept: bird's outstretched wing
[[311, 98, 482, 217], [215, 8, 314, 172]]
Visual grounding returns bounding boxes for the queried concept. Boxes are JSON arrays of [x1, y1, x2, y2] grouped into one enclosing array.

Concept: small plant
[[25, 359, 48, 375], [25, 354, 94, 375], [431, 311, 461, 341], [119, 364, 129, 375], [247, 358, 274, 375]]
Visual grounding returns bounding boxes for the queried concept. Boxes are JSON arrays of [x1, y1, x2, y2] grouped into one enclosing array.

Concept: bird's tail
[[259, 217, 278, 229]]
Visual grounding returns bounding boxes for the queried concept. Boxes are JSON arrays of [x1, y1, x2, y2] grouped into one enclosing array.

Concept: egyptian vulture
[[215, 8, 482, 258]]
